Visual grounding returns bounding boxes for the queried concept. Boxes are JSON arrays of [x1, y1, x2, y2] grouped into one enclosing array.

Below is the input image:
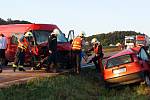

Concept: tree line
[[86, 31, 141, 46], [0, 18, 31, 25]]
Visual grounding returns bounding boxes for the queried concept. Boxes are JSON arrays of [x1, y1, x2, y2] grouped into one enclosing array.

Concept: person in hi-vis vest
[[72, 31, 85, 74], [88, 38, 104, 73], [12, 32, 34, 72]]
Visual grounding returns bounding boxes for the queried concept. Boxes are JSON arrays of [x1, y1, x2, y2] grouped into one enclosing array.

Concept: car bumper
[[105, 72, 144, 87]]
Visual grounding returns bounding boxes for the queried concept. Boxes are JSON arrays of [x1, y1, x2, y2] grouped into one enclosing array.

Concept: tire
[[144, 74, 150, 86]]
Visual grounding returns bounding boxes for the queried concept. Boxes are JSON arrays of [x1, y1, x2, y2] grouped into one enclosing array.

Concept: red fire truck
[[135, 34, 149, 48], [0, 24, 74, 68]]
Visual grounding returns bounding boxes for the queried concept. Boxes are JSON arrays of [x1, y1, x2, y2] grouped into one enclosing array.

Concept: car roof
[[107, 46, 141, 60]]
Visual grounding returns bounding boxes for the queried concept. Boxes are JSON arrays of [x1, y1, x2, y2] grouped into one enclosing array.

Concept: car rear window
[[106, 54, 133, 68]]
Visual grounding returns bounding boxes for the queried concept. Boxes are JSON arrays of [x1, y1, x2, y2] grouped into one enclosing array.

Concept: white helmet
[[51, 29, 60, 35], [79, 31, 85, 37], [25, 32, 33, 37], [91, 38, 99, 44]]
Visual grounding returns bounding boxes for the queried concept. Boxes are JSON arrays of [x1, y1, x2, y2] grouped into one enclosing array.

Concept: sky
[[0, 0, 150, 37]]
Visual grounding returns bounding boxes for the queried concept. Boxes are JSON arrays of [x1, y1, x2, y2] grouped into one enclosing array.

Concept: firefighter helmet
[[25, 32, 33, 37], [91, 38, 99, 44], [51, 29, 60, 35], [79, 31, 85, 37]]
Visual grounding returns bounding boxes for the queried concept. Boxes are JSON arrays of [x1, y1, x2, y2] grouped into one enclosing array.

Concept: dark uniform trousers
[[14, 47, 25, 66], [0, 49, 5, 68], [91, 55, 102, 73], [48, 51, 57, 68]]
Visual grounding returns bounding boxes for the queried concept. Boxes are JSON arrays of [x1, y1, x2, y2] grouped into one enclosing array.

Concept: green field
[[0, 68, 150, 100]]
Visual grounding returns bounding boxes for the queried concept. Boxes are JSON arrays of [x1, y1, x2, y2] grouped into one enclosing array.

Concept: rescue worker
[[47, 29, 58, 72], [30, 38, 39, 70], [12, 32, 33, 72], [0, 33, 7, 73], [72, 31, 85, 74], [88, 38, 104, 73]]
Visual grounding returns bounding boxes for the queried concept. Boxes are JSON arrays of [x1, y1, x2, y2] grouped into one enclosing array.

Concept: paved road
[[0, 51, 119, 88], [0, 68, 70, 88]]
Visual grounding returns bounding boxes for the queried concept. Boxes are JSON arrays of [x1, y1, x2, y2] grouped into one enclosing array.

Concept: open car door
[[66, 30, 75, 68], [67, 30, 75, 44]]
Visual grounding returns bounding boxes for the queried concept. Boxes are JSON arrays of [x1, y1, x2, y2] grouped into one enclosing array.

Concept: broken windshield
[[33, 30, 68, 44]]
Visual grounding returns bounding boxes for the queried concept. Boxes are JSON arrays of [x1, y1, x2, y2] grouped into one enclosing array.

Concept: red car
[[103, 46, 150, 87]]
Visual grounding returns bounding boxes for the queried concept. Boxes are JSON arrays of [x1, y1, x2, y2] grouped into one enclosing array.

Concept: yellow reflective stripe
[[18, 65, 23, 68], [72, 48, 81, 50], [73, 44, 81, 47], [72, 44, 82, 50], [72, 46, 81, 49], [12, 64, 17, 68], [72, 46, 81, 50], [18, 46, 27, 50]]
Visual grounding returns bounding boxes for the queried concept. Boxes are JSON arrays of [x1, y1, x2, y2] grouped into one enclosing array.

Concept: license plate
[[113, 67, 126, 74]]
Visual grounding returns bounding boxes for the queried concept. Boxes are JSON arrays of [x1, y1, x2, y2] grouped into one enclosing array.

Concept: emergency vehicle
[[135, 34, 149, 48], [124, 36, 135, 49], [0, 24, 74, 68]]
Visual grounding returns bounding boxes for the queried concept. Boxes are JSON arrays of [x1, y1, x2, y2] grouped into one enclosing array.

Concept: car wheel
[[145, 74, 150, 86]]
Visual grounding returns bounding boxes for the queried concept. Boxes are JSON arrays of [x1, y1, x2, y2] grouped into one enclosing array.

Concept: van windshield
[[33, 30, 68, 44]]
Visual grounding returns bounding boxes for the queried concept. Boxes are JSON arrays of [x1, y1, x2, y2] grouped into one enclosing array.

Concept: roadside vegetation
[[0, 68, 150, 100], [86, 31, 141, 46]]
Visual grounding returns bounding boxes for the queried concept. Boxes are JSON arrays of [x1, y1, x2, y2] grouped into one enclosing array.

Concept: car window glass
[[33, 30, 50, 44], [57, 32, 67, 42], [106, 55, 132, 68], [138, 48, 149, 61]]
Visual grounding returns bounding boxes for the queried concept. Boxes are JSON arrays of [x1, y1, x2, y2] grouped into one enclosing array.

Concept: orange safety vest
[[94, 45, 99, 54], [31, 46, 39, 55], [93, 44, 103, 54], [93, 44, 104, 58], [72, 37, 82, 50], [18, 37, 29, 50]]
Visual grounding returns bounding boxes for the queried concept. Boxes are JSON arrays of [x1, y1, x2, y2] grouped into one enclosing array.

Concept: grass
[[0, 68, 150, 100]]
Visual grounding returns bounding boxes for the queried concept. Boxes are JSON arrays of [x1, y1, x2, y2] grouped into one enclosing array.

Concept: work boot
[[30, 67, 35, 71], [19, 67, 26, 71], [13, 67, 16, 72], [18, 65, 26, 71], [12, 64, 17, 72]]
